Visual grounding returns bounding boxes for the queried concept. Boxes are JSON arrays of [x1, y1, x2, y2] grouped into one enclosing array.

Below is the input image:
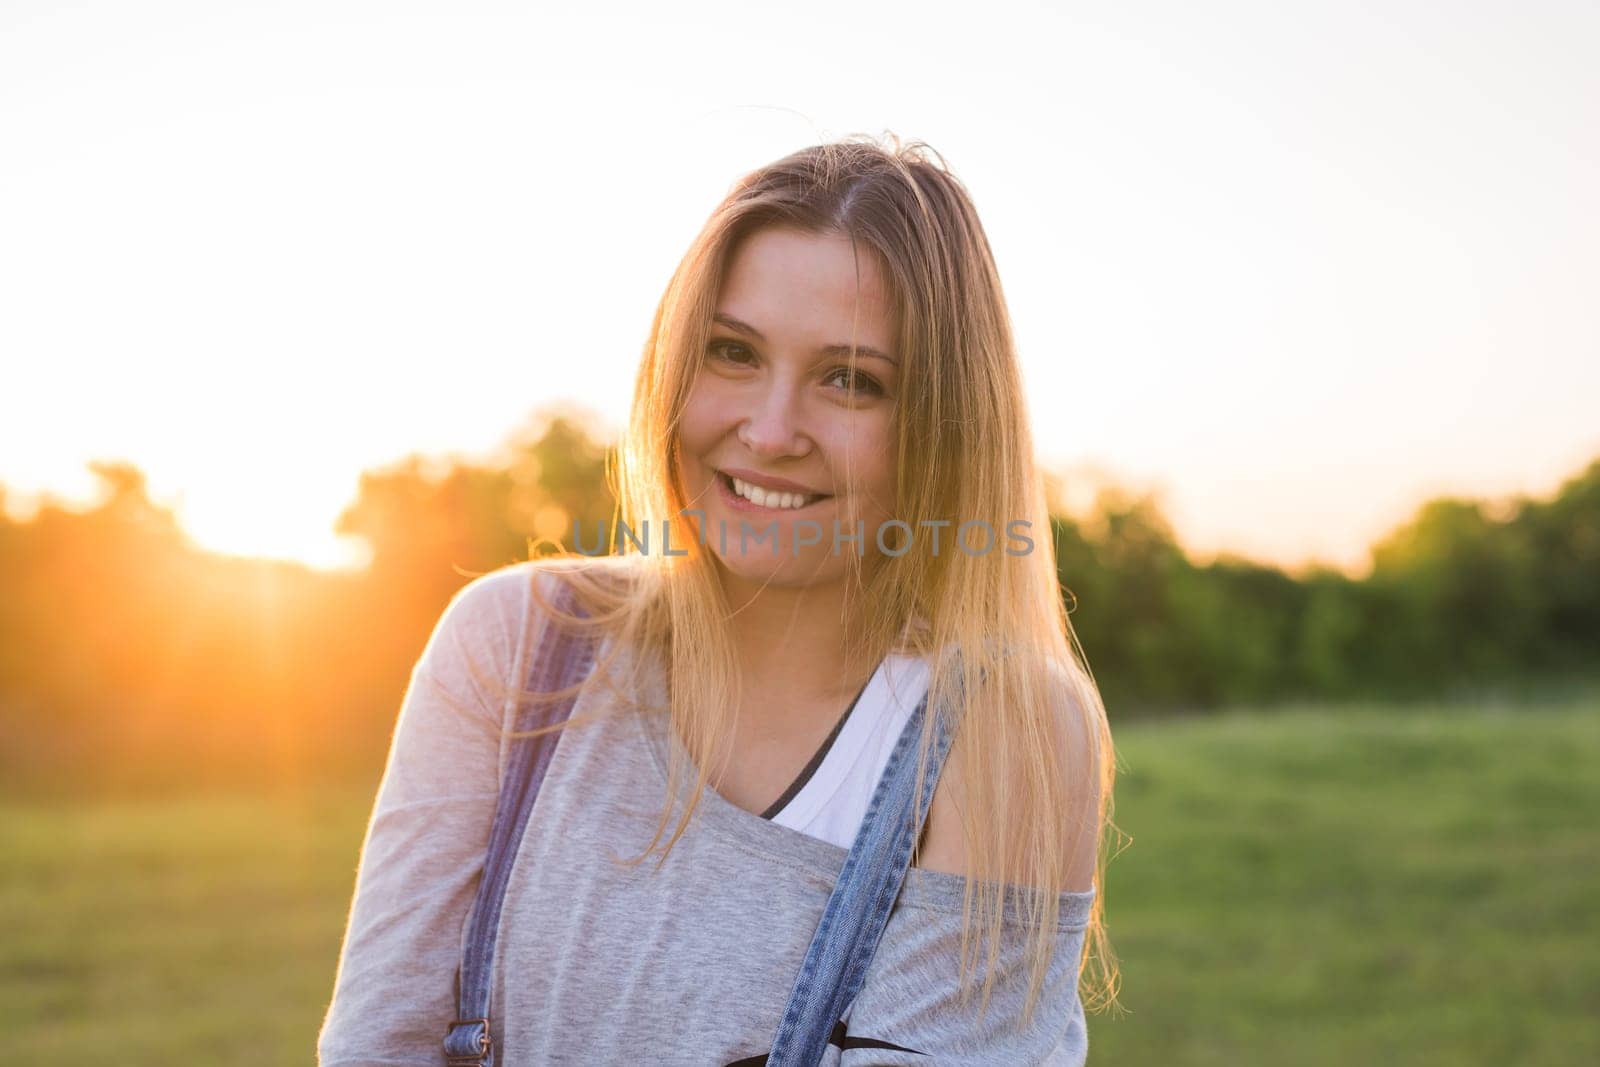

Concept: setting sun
[[174, 477, 370, 571]]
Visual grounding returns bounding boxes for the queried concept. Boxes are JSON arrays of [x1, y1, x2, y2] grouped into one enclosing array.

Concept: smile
[[716, 471, 832, 511]]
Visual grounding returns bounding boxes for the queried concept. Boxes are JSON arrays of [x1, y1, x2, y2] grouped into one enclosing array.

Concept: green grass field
[[3, 700, 1596, 1065]]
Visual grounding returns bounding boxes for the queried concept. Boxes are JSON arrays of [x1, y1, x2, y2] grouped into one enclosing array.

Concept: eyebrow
[[713, 312, 899, 368]]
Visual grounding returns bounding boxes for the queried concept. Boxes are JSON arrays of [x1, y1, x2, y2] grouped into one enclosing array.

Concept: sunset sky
[[4, 0, 1596, 577]]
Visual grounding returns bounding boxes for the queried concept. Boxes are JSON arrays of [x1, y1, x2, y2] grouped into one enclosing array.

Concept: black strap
[[724, 1018, 925, 1065], [759, 672, 874, 820]]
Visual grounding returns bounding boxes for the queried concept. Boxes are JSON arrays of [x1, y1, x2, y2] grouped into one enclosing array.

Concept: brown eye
[[825, 367, 885, 397], [707, 340, 756, 365]]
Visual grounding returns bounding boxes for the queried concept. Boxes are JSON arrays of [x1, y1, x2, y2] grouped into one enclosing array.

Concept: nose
[[737, 378, 812, 460]]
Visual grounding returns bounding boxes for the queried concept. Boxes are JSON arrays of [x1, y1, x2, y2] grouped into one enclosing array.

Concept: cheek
[[867, 450, 897, 510], [677, 379, 731, 455], [828, 419, 897, 504]]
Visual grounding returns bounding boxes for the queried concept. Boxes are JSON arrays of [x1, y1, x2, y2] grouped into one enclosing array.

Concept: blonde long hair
[[498, 133, 1120, 1023]]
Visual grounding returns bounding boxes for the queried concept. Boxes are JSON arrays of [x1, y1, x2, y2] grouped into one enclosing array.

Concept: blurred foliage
[[0, 409, 1594, 796], [0, 411, 613, 797], [1053, 462, 1600, 714]]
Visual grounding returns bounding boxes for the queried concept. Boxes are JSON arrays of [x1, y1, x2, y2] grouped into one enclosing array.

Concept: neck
[[714, 562, 880, 725]]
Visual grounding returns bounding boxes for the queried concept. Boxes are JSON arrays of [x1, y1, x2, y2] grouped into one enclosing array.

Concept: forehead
[[718, 227, 897, 340]]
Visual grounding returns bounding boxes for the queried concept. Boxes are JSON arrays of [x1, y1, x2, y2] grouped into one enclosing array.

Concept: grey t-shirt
[[317, 560, 1096, 1066]]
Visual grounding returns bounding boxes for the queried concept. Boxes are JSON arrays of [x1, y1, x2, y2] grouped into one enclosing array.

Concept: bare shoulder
[[914, 655, 1104, 894]]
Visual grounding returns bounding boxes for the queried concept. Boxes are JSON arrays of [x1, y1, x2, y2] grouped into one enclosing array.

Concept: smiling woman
[[318, 133, 1119, 1066], [677, 226, 901, 585]]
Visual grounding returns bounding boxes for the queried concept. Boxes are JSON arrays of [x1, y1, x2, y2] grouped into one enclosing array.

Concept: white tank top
[[766, 653, 932, 851]]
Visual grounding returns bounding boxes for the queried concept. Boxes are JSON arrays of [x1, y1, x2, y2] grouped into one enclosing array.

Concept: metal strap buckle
[[444, 1017, 491, 1066]]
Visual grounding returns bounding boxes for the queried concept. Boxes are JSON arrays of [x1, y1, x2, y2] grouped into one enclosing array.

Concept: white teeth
[[730, 476, 814, 509]]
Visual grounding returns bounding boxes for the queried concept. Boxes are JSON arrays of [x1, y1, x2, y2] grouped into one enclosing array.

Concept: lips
[[714, 470, 834, 513], [716, 467, 830, 497]]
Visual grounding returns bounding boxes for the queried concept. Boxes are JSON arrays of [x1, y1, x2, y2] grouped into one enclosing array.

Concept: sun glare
[[170, 474, 372, 572]]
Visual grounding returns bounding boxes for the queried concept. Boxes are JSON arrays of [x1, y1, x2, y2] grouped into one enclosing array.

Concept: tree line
[[0, 411, 1593, 796]]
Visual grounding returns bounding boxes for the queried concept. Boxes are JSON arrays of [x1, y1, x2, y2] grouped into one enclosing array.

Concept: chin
[[711, 546, 847, 590]]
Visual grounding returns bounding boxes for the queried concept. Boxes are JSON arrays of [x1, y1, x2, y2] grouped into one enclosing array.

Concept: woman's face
[[675, 226, 900, 590]]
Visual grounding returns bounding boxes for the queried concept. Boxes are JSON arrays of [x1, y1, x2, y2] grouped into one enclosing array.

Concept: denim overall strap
[[444, 578, 596, 1067], [765, 674, 961, 1067]]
